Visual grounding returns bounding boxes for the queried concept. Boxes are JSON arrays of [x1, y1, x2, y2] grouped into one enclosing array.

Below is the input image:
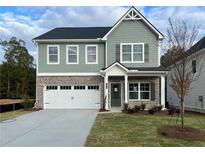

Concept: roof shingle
[[33, 27, 112, 40], [185, 36, 205, 56]]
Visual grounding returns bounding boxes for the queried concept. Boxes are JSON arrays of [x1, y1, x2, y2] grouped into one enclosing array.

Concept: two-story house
[[33, 6, 167, 110], [167, 36, 205, 113]]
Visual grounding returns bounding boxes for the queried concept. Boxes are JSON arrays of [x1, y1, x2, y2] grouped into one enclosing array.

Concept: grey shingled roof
[[128, 67, 168, 71], [33, 27, 112, 40], [185, 36, 205, 56], [101, 62, 168, 71]]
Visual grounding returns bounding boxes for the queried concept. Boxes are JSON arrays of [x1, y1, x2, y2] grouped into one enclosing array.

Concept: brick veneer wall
[[35, 76, 104, 109], [108, 76, 160, 110]]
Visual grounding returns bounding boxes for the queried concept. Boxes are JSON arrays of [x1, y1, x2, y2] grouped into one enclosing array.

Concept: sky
[[0, 6, 205, 63]]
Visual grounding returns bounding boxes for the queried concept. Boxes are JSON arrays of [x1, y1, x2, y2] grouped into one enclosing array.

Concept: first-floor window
[[140, 83, 150, 100], [129, 83, 150, 100], [129, 83, 138, 99]]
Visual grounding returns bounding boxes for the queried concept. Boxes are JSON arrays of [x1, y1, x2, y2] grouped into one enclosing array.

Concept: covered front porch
[[100, 62, 167, 111]]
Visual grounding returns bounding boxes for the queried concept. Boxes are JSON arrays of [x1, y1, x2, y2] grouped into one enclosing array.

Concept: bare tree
[[166, 18, 203, 128]]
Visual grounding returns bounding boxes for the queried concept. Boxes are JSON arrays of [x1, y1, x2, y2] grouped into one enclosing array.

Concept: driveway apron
[[0, 109, 98, 147]]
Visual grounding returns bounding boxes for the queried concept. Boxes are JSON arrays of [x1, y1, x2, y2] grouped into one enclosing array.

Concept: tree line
[[0, 37, 36, 99]]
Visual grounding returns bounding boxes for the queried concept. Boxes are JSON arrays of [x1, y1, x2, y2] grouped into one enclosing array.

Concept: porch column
[[124, 75, 128, 104], [104, 75, 109, 110], [161, 75, 166, 109]]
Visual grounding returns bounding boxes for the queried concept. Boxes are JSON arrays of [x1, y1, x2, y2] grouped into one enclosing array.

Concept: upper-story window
[[47, 45, 59, 64], [86, 45, 98, 64], [120, 43, 144, 63], [66, 45, 79, 64], [192, 60, 196, 74]]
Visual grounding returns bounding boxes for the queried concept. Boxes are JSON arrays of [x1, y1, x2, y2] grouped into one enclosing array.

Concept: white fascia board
[[37, 72, 101, 76], [33, 39, 103, 43], [101, 62, 129, 73], [158, 40, 162, 66], [128, 70, 168, 75], [102, 7, 164, 40], [127, 73, 166, 77], [36, 42, 38, 75]]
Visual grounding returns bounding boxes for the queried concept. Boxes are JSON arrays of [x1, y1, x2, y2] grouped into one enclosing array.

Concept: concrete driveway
[[0, 109, 98, 147]]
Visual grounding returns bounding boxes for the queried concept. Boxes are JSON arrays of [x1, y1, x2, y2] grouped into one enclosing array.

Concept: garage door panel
[[44, 85, 101, 109]]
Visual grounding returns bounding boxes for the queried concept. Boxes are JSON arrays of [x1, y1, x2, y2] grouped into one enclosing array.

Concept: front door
[[111, 83, 121, 107]]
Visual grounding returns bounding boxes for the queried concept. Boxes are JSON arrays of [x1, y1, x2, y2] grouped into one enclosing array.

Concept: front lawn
[[0, 109, 33, 122], [85, 112, 205, 147]]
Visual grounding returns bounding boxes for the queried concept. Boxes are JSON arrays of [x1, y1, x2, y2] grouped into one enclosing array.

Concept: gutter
[[33, 38, 105, 43]]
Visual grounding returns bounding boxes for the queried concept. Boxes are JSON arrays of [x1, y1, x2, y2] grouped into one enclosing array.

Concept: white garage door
[[44, 85, 101, 109]]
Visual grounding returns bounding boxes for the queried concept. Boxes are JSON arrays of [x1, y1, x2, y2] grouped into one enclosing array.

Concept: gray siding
[[167, 50, 205, 112], [107, 20, 159, 67], [38, 42, 105, 73]]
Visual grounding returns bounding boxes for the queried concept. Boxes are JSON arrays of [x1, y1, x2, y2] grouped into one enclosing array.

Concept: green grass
[[85, 112, 205, 147], [0, 109, 33, 122]]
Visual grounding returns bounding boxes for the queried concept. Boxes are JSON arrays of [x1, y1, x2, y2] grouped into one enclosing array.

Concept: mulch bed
[[123, 111, 170, 116], [158, 125, 205, 142]]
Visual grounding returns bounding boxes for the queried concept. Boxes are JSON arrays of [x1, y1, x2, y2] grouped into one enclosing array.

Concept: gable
[[102, 7, 164, 40], [106, 64, 127, 76], [107, 19, 159, 41]]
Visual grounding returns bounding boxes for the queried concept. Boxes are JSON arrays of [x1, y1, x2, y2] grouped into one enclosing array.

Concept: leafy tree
[[0, 37, 36, 98]]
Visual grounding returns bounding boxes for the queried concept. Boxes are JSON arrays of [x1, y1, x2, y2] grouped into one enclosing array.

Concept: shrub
[[123, 103, 128, 111], [127, 107, 135, 114], [140, 103, 146, 111], [148, 107, 155, 114], [133, 105, 141, 112], [168, 106, 177, 115], [21, 96, 34, 109], [158, 105, 163, 111], [155, 105, 163, 111]]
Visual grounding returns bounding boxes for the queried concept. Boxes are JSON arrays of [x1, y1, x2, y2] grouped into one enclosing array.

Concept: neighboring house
[[167, 36, 205, 113], [33, 6, 167, 110]]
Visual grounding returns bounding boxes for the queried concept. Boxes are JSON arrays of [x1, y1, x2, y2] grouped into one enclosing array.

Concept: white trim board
[[37, 72, 101, 76], [105, 41, 108, 67], [101, 62, 130, 72], [33, 39, 103, 42], [158, 40, 162, 66]]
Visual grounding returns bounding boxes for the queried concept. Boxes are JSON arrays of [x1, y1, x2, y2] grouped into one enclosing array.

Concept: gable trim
[[102, 6, 164, 40], [101, 62, 130, 73]]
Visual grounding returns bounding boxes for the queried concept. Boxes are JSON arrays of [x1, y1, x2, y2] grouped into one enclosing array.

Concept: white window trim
[[66, 45, 79, 64], [139, 82, 151, 101], [47, 45, 60, 64], [128, 82, 151, 101], [128, 83, 139, 101], [120, 43, 144, 63], [85, 44, 98, 64]]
